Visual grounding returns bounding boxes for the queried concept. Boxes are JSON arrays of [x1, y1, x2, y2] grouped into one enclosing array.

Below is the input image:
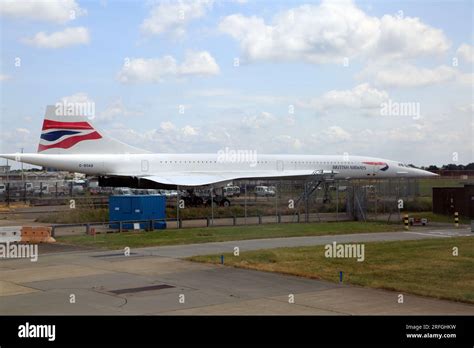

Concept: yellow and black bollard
[[404, 214, 409, 230], [454, 212, 459, 228]]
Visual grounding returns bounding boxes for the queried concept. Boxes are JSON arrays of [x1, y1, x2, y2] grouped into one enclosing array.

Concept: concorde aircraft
[[0, 105, 437, 190]]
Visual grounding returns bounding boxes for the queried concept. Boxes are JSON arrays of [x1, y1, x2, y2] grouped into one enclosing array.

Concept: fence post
[[85, 224, 90, 235], [258, 215, 262, 224], [23, 181, 27, 203], [149, 220, 153, 231], [233, 215, 236, 226], [6, 183, 10, 206], [119, 221, 123, 233], [207, 217, 210, 227]]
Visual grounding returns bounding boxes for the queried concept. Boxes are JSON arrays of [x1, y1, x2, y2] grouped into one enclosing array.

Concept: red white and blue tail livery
[[38, 119, 102, 152], [36, 105, 144, 155]]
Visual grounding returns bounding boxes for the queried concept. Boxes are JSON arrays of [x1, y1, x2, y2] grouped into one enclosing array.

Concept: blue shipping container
[[109, 195, 166, 230]]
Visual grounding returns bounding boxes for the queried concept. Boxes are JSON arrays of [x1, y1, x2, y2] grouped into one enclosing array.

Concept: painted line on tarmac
[[404, 231, 449, 238]]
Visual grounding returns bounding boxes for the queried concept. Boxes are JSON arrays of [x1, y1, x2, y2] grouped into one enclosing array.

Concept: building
[[0, 165, 11, 174], [432, 184, 474, 218]]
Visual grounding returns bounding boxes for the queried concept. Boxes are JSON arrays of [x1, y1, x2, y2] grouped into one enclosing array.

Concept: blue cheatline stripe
[[40, 130, 81, 142]]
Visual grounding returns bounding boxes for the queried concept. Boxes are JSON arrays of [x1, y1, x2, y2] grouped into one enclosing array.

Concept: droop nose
[[413, 168, 438, 177]]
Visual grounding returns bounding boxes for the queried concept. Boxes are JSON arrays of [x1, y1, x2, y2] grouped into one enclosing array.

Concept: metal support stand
[[293, 170, 336, 223]]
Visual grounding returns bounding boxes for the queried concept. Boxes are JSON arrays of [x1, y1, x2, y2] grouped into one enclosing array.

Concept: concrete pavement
[[0, 226, 472, 315]]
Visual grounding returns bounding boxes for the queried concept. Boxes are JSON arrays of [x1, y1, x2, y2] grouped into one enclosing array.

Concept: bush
[[404, 199, 432, 212]]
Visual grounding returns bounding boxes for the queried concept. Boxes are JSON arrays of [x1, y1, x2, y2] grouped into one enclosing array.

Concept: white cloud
[[15, 128, 30, 135], [180, 50, 220, 75], [189, 88, 234, 97], [22, 27, 90, 49], [456, 43, 474, 63], [456, 72, 473, 85], [219, 0, 449, 64], [0, 0, 86, 24], [118, 56, 177, 84], [141, 0, 213, 38], [360, 63, 458, 87], [321, 126, 352, 142], [385, 124, 426, 142], [301, 83, 389, 113], [107, 122, 208, 153], [360, 62, 473, 87], [160, 121, 176, 132], [0, 127, 35, 153], [456, 103, 474, 113], [374, 14, 449, 60], [275, 135, 303, 150], [98, 99, 143, 121], [241, 111, 275, 129], [182, 125, 198, 136], [59, 92, 93, 104], [117, 50, 219, 84]]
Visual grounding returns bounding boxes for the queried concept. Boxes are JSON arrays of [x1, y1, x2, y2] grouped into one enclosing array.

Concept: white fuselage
[[5, 153, 436, 180]]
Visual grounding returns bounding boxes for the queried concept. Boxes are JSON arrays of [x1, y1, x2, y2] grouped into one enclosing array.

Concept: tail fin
[[37, 105, 148, 154]]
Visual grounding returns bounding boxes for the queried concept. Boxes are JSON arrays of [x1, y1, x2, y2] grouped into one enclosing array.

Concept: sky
[[0, 0, 473, 169]]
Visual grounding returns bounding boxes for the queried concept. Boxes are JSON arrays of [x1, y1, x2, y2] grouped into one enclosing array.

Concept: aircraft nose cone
[[416, 168, 438, 177]]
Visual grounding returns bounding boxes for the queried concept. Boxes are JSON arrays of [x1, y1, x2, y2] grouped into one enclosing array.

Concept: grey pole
[[176, 185, 180, 229], [211, 185, 214, 226], [275, 181, 278, 223], [305, 182, 309, 223], [244, 182, 247, 225]]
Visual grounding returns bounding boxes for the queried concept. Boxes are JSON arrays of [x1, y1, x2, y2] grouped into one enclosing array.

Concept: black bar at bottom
[[0, 316, 472, 346]]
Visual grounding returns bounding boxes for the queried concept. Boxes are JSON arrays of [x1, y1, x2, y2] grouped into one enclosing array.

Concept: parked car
[[89, 187, 102, 195], [33, 185, 50, 196], [113, 187, 133, 195], [267, 186, 276, 197], [167, 190, 178, 198], [255, 186, 275, 197]]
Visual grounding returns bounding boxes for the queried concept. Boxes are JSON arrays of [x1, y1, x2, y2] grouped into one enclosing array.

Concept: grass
[[36, 208, 109, 223], [189, 237, 474, 304], [418, 177, 471, 197], [56, 221, 403, 249]]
